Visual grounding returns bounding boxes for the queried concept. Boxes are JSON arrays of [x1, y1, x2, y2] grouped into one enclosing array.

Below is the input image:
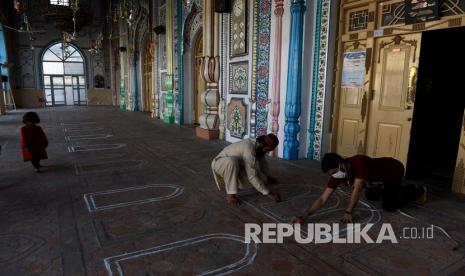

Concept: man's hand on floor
[[292, 216, 306, 224], [226, 194, 241, 205], [266, 191, 281, 202], [341, 213, 353, 224]]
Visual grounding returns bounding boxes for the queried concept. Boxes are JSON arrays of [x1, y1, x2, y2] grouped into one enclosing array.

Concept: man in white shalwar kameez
[[212, 134, 281, 205]]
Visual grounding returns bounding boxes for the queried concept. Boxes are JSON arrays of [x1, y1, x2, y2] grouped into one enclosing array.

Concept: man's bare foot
[[416, 186, 427, 205], [226, 194, 241, 205]]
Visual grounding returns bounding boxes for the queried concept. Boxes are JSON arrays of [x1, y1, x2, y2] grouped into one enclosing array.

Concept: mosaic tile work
[[308, 0, 331, 160], [254, 0, 272, 136], [229, 61, 249, 94], [227, 98, 248, 138]]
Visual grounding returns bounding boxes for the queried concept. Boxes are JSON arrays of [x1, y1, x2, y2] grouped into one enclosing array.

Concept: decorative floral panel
[[229, 61, 249, 94], [227, 98, 248, 138]]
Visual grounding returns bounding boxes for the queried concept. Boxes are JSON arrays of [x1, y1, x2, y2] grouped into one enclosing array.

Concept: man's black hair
[[321, 152, 343, 173], [256, 135, 266, 145], [22, 112, 40, 124]]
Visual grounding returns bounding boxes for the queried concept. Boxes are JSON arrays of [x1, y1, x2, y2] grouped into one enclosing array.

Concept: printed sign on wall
[[341, 51, 366, 89]]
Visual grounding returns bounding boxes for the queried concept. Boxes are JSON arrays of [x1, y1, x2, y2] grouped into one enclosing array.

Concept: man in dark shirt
[[293, 153, 426, 223]]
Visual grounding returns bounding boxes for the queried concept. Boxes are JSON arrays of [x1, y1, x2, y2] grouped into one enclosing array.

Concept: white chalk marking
[[103, 233, 258, 276], [68, 143, 126, 152], [83, 184, 184, 212], [240, 184, 381, 238], [65, 134, 113, 141], [60, 122, 97, 126], [63, 127, 105, 132]]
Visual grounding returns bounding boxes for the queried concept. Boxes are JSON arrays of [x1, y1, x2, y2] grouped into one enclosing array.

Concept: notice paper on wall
[[341, 51, 366, 89]]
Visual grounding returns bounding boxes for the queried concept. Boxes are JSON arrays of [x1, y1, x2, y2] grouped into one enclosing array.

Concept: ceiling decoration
[[5, 1, 46, 50], [40, 0, 92, 33]]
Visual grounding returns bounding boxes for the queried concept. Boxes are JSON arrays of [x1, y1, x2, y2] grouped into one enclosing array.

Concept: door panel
[[194, 33, 204, 125], [65, 86, 74, 106], [340, 119, 359, 150], [373, 122, 401, 157], [144, 40, 153, 112], [366, 34, 421, 166], [379, 49, 408, 110], [336, 41, 370, 157], [452, 115, 465, 195], [52, 76, 65, 105]]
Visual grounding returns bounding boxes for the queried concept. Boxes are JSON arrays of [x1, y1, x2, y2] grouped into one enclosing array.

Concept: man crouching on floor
[[212, 133, 281, 205], [293, 153, 427, 224]]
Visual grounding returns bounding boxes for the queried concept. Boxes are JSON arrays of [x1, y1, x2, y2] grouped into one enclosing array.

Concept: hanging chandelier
[[13, 0, 23, 14], [70, 0, 79, 39], [119, 0, 139, 27]]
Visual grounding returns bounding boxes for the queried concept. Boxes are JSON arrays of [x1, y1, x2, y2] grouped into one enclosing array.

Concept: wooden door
[[366, 34, 421, 165], [336, 41, 370, 157], [452, 115, 465, 195], [143, 40, 153, 112], [193, 33, 204, 124]]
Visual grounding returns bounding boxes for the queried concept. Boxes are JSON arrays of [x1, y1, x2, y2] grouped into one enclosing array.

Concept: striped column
[[270, 0, 284, 157]]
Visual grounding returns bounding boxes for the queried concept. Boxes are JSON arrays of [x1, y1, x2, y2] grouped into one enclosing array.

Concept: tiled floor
[[1, 107, 464, 275]]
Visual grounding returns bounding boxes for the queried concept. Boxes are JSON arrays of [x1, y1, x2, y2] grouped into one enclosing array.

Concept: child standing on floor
[[20, 112, 48, 172]]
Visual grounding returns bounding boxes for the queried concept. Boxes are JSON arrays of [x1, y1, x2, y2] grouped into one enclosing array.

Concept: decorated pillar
[[270, 0, 284, 157], [196, 0, 220, 139], [283, 0, 306, 160], [132, 50, 139, 111], [164, 0, 175, 123], [253, 0, 272, 138], [307, 0, 331, 160], [118, 5, 127, 110], [127, 23, 133, 111], [177, 0, 184, 124], [219, 13, 227, 140]]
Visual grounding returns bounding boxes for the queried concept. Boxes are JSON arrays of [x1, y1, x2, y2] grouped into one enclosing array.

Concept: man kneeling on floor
[[293, 153, 427, 224], [212, 133, 281, 205]]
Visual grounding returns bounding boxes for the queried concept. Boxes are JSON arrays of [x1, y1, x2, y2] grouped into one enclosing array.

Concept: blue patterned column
[[254, 0, 272, 137], [283, 0, 306, 160]]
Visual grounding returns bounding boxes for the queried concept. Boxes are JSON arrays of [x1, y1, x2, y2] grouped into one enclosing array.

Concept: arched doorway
[[143, 39, 153, 113], [41, 42, 86, 106], [193, 32, 204, 125]]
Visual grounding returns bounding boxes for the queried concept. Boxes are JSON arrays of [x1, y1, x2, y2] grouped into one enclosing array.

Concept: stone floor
[[1, 107, 465, 276]]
